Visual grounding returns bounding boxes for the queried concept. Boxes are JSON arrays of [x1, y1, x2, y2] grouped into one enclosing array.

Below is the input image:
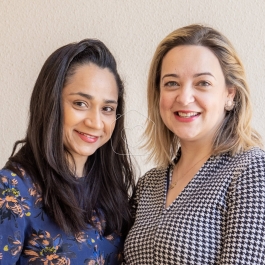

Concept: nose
[[84, 109, 104, 130], [176, 85, 195, 106]]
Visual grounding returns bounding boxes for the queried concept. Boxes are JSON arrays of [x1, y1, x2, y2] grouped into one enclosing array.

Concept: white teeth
[[177, 112, 199, 117]]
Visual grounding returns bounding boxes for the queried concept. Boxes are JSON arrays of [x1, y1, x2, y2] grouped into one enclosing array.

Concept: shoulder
[[229, 147, 265, 170], [0, 167, 39, 226], [136, 166, 168, 191], [0, 166, 31, 183], [215, 147, 265, 180], [131, 166, 168, 209], [225, 147, 265, 192], [0, 167, 38, 210], [214, 147, 265, 170], [235, 146, 265, 160]]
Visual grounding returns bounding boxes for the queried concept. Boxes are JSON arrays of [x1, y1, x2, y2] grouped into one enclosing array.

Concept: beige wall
[[1, 0, 265, 174]]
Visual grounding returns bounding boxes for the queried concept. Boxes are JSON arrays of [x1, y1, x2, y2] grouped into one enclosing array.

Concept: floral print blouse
[[0, 167, 124, 265]]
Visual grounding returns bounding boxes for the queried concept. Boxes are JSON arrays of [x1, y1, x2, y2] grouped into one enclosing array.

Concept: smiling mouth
[[76, 130, 98, 138], [176, 111, 200, 118]]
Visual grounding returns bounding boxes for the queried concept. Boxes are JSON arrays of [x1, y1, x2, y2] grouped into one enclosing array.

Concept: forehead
[[161, 45, 223, 75], [63, 63, 118, 98]]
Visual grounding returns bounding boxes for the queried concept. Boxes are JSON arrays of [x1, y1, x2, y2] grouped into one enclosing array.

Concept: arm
[[219, 153, 265, 264], [0, 169, 30, 264]]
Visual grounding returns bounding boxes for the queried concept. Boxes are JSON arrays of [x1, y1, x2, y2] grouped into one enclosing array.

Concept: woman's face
[[62, 63, 118, 165], [159, 45, 235, 145]]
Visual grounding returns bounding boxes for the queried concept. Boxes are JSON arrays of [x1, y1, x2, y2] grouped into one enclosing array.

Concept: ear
[[227, 85, 236, 100]]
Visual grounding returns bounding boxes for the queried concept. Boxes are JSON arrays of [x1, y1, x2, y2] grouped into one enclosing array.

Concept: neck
[[74, 166, 85, 178], [179, 141, 213, 165], [66, 154, 87, 178]]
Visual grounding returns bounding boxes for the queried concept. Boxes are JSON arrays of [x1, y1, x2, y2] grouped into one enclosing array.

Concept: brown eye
[[74, 101, 87, 108], [103, 106, 115, 112]]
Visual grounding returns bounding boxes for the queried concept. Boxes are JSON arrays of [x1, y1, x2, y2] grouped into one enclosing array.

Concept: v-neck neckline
[[164, 151, 213, 210]]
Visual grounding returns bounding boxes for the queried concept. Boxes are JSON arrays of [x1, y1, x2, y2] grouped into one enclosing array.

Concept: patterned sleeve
[[220, 153, 265, 264], [0, 169, 31, 263]]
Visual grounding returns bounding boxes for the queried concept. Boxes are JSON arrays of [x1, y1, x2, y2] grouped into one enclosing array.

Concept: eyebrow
[[69, 92, 118, 104], [161, 72, 215, 80], [193, 72, 215, 79]]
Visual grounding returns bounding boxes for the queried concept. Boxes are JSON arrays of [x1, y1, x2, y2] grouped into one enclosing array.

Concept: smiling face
[[62, 63, 118, 167], [159, 45, 235, 145]]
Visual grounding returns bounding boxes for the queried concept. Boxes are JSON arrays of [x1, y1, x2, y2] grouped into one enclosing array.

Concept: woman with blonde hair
[[124, 24, 265, 264]]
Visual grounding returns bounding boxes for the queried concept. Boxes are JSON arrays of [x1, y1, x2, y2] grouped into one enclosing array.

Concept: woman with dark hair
[[0, 39, 135, 264], [124, 24, 265, 264]]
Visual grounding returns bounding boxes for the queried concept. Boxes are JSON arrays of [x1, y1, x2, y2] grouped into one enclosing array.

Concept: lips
[[76, 130, 98, 138], [75, 130, 99, 143], [175, 111, 200, 118]]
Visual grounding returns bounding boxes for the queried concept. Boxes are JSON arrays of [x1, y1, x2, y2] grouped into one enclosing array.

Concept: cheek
[[63, 104, 72, 126], [109, 120, 116, 135], [62, 129, 69, 148], [105, 118, 116, 138], [63, 105, 83, 127], [159, 93, 172, 115], [62, 106, 77, 140]]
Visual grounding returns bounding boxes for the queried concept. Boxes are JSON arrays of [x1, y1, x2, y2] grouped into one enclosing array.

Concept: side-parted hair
[[6, 39, 135, 235], [144, 24, 263, 167]]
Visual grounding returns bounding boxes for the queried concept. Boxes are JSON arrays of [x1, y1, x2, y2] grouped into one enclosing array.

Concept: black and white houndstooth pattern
[[124, 147, 265, 265]]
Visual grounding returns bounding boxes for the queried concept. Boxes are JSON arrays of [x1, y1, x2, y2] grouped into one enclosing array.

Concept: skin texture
[[62, 63, 118, 177], [159, 45, 235, 146]]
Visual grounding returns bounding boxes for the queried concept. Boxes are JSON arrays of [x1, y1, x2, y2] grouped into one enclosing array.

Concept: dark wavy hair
[[5, 39, 135, 236]]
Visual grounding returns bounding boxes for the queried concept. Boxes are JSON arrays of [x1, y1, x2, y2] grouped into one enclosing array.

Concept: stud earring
[[224, 100, 235, 111]]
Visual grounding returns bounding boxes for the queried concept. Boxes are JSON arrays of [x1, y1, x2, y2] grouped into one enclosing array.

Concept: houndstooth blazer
[[124, 147, 265, 265]]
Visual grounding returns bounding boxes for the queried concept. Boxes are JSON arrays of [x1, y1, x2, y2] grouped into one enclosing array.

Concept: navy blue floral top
[[0, 167, 124, 265]]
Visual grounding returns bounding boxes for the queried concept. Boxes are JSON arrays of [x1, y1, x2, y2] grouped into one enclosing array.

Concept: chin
[[177, 133, 199, 141], [74, 148, 98, 159]]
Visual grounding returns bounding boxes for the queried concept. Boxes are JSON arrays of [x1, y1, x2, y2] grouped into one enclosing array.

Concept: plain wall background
[[1, 0, 265, 175]]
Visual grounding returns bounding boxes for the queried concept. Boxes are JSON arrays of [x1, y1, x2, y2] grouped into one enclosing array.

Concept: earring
[[225, 100, 235, 111]]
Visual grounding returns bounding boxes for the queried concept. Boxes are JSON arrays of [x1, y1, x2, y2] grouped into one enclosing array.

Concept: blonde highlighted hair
[[144, 24, 263, 167]]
